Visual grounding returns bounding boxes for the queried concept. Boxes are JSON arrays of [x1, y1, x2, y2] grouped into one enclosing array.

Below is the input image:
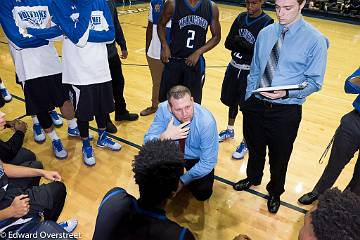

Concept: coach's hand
[[161, 44, 171, 63], [174, 180, 183, 197], [185, 51, 201, 67], [260, 90, 287, 100], [160, 117, 190, 140]]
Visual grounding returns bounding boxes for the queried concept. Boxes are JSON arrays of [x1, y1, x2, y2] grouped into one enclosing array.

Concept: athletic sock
[[47, 130, 60, 141], [32, 116, 39, 125], [227, 125, 234, 130], [67, 118, 77, 129]]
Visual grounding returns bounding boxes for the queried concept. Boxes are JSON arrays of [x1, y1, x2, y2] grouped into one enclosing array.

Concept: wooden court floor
[[0, 2, 360, 239]]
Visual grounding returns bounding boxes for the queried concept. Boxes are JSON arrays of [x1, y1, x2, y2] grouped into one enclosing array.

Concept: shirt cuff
[[180, 173, 193, 186], [288, 89, 300, 98]]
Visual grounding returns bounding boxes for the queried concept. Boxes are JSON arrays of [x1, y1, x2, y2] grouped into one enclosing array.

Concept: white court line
[[135, 47, 146, 54], [207, 67, 226, 73], [220, 14, 237, 21]]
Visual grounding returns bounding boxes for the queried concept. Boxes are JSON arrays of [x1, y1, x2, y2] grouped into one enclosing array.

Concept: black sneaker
[[106, 119, 117, 134], [115, 112, 139, 121]]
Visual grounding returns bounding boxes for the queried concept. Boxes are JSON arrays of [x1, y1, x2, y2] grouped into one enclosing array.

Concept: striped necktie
[[179, 138, 186, 154], [259, 27, 289, 88]]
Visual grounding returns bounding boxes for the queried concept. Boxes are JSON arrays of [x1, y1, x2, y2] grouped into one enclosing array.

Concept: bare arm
[[185, 2, 221, 66], [3, 163, 61, 181], [157, 0, 174, 63]]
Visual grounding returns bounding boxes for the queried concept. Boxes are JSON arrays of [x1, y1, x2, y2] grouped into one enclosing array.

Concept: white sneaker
[[58, 219, 78, 233], [33, 123, 46, 143], [0, 87, 12, 102], [232, 141, 248, 160], [52, 139, 68, 159], [49, 110, 63, 127], [96, 132, 121, 151], [82, 146, 96, 166]]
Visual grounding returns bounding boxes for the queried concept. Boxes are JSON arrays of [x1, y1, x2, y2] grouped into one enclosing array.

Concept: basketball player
[[140, 0, 171, 116], [218, 0, 273, 161], [157, 0, 221, 104], [0, 0, 79, 160], [47, 0, 122, 166], [25, 0, 122, 165]]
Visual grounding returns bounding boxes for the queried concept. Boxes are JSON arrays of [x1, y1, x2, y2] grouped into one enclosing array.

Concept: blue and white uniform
[[0, 0, 62, 82], [28, 0, 115, 86], [147, 0, 171, 60]]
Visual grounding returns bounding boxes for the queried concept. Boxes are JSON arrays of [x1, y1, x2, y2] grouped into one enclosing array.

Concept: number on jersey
[[186, 30, 195, 49]]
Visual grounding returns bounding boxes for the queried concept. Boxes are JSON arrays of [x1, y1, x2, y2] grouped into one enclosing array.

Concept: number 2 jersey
[[170, 0, 213, 58]]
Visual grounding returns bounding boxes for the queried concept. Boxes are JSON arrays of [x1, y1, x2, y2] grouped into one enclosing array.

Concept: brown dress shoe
[[140, 107, 158, 116]]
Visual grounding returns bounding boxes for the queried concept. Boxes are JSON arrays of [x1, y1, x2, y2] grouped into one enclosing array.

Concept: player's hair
[[133, 139, 184, 206], [167, 85, 192, 103], [311, 188, 360, 240]]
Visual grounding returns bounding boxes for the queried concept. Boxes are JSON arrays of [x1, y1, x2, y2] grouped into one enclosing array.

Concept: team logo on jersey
[[179, 15, 208, 30], [90, 11, 109, 31], [238, 28, 255, 45], [70, 13, 80, 28], [17, 10, 48, 27], [91, 15, 102, 27], [154, 3, 161, 12]]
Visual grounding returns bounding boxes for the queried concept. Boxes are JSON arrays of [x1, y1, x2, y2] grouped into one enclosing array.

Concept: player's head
[[298, 188, 360, 240], [133, 139, 184, 206], [275, 0, 305, 26], [167, 85, 194, 123], [245, 0, 264, 16]]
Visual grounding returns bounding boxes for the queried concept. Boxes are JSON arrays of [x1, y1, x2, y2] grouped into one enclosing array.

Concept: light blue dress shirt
[[144, 101, 218, 185], [246, 16, 329, 105]]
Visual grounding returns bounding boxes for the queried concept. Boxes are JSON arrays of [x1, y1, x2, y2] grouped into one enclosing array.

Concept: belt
[[230, 60, 251, 70], [255, 97, 299, 109]]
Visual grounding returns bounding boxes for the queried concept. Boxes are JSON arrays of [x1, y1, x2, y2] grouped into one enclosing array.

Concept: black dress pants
[[242, 96, 302, 197], [184, 159, 214, 201], [313, 110, 360, 196], [108, 54, 127, 115]]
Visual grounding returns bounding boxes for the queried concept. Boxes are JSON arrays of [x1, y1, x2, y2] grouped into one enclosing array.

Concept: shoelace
[[53, 140, 63, 151], [318, 135, 334, 164], [84, 147, 93, 158], [103, 136, 115, 145], [50, 111, 60, 120], [59, 221, 68, 228], [0, 88, 8, 96], [33, 124, 42, 135]]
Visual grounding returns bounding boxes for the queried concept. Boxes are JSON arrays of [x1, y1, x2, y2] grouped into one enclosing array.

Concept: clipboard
[[253, 82, 308, 93]]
